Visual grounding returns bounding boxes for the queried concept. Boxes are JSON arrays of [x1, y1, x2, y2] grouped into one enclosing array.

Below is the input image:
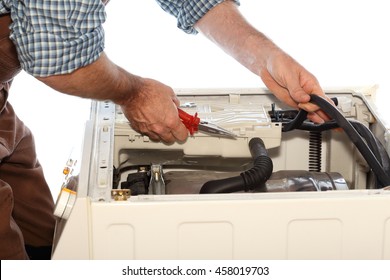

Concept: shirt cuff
[[159, 0, 240, 35], [14, 27, 105, 77]]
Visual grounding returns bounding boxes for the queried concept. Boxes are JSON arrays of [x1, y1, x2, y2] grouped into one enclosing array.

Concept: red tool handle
[[178, 108, 200, 135]]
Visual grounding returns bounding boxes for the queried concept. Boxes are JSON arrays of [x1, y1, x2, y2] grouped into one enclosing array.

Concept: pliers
[[178, 108, 237, 139]]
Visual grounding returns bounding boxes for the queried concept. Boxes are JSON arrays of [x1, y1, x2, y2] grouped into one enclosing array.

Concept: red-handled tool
[[178, 108, 237, 139]]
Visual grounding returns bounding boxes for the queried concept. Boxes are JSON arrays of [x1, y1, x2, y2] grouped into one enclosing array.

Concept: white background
[[8, 0, 390, 198], [3, 259, 390, 280]]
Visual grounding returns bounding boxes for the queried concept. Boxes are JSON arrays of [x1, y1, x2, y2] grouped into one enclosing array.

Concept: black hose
[[349, 120, 390, 173], [282, 109, 308, 132], [282, 97, 339, 132], [200, 137, 273, 193], [310, 94, 390, 188]]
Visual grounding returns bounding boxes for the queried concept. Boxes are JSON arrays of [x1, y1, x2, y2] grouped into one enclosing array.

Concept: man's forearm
[[36, 52, 142, 105], [195, 1, 332, 123], [37, 51, 189, 143], [194, 0, 277, 76]]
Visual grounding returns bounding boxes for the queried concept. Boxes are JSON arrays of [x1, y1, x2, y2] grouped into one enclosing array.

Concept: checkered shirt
[[1, 0, 239, 76]]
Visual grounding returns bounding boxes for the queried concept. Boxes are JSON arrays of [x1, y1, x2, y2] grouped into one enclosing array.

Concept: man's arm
[[8, 0, 187, 143], [37, 53, 188, 143], [194, 1, 331, 123]]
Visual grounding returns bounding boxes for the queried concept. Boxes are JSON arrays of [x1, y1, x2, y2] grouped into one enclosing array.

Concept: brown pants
[[0, 85, 55, 259]]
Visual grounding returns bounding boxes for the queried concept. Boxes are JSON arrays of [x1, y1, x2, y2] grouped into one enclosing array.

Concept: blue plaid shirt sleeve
[[155, 0, 240, 34], [4, 0, 240, 76], [8, 0, 106, 77]]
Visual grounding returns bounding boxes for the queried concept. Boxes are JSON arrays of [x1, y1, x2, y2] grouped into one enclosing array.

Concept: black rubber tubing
[[310, 94, 390, 187], [280, 97, 390, 183], [199, 137, 273, 193]]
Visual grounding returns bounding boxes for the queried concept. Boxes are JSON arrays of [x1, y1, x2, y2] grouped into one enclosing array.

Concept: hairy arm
[[37, 52, 188, 143], [37, 52, 139, 103], [195, 1, 331, 122]]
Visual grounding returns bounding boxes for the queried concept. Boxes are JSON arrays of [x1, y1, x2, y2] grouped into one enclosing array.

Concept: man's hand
[[259, 49, 333, 123], [37, 53, 188, 143], [120, 78, 188, 143], [195, 1, 333, 123]]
